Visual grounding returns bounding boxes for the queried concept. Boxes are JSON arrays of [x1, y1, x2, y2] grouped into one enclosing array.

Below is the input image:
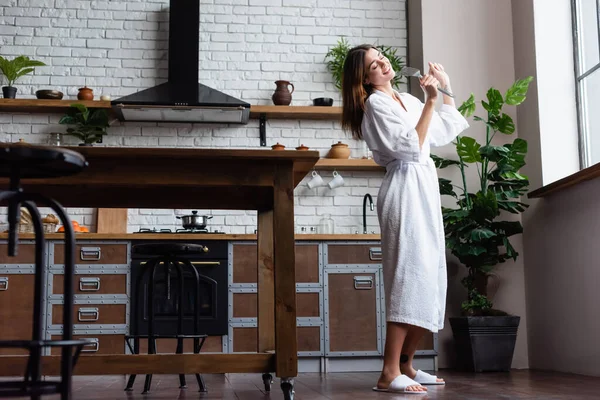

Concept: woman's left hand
[[428, 62, 450, 89]]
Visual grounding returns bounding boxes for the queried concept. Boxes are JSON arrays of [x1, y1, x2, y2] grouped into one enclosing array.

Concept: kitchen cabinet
[[46, 241, 130, 355], [229, 242, 324, 356], [0, 242, 37, 356], [324, 242, 437, 357], [324, 270, 382, 356]]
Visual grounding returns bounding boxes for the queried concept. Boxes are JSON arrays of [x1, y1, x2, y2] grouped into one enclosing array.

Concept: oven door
[[129, 241, 229, 336]]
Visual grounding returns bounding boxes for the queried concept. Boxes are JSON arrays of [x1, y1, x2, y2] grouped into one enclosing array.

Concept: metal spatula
[[400, 66, 455, 98]]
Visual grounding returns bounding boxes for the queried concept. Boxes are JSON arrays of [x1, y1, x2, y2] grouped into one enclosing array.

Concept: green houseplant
[[59, 104, 110, 146], [325, 37, 405, 92], [432, 76, 533, 372], [0, 55, 46, 99]]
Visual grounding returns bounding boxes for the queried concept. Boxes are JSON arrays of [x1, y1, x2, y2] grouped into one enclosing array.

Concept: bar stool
[[125, 243, 208, 394], [0, 143, 93, 399]]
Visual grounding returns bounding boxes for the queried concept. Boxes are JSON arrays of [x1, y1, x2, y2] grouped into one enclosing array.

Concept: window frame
[[572, 0, 600, 168]]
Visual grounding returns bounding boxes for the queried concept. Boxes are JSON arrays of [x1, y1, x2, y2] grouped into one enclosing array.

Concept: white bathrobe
[[361, 90, 469, 332]]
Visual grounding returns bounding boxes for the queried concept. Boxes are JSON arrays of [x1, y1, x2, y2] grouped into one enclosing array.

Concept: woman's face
[[363, 47, 395, 87]]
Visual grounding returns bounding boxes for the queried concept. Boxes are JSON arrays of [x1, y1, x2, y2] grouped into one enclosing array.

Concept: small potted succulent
[[0, 55, 46, 99], [59, 103, 110, 146]]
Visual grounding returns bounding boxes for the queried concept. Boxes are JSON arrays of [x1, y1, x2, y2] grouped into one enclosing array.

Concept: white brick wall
[[0, 0, 407, 234]]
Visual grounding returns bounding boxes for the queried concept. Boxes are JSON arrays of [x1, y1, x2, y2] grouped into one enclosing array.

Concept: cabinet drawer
[[232, 291, 320, 318], [0, 244, 35, 265], [297, 326, 321, 352], [50, 334, 125, 355], [52, 304, 126, 325], [53, 243, 128, 266], [327, 244, 382, 264], [0, 274, 34, 355], [232, 243, 319, 284], [232, 327, 319, 353], [52, 273, 127, 295], [135, 336, 223, 354]]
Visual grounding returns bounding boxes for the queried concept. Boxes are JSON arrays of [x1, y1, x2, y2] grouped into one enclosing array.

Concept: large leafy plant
[[325, 37, 405, 92], [432, 76, 534, 316], [0, 55, 45, 87], [59, 104, 110, 145]]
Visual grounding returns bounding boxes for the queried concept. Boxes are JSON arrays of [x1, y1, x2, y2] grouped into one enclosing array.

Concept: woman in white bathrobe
[[341, 45, 469, 394]]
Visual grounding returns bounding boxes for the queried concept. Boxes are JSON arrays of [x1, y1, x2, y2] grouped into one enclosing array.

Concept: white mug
[[328, 171, 344, 189], [307, 171, 324, 189]]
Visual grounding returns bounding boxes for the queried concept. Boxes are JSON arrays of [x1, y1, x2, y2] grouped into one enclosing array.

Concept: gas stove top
[[137, 228, 226, 234]]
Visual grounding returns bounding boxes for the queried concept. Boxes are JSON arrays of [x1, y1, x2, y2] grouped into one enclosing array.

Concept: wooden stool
[[0, 143, 93, 400]]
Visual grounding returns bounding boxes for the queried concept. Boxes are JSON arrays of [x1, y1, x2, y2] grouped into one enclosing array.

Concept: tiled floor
[[6, 369, 600, 399]]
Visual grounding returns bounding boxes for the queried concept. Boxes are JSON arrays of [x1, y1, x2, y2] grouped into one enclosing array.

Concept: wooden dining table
[[0, 146, 320, 398]]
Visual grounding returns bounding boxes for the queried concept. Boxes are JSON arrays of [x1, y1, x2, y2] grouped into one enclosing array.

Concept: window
[[573, 0, 600, 167]]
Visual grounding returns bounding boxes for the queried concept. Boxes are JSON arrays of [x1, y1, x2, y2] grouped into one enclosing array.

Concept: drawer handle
[[0, 277, 7, 291], [139, 261, 221, 266], [354, 276, 373, 290], [80, 247, 101, 261], [78, 307, 99, 322], [79, 277, 101, 292], [82, 338, 99, 353], [369, 247, 382, 261]]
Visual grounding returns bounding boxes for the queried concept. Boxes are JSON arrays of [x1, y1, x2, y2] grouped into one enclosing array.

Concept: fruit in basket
[[57, 220, 88, 233]]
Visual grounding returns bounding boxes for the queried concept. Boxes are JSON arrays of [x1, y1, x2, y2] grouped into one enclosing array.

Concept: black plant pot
[[2, 86, 17, 99], [449, 316, 520, 372]]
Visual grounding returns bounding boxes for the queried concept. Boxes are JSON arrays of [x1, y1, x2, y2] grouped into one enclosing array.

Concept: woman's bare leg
[[400, 325, 444, 383], [377, 322, 427, 392]]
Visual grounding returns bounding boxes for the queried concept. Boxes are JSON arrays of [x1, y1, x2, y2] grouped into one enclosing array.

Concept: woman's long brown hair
[[341, 44, 375, 140]]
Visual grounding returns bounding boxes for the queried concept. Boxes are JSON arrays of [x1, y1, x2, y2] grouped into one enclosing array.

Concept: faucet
[[363, 193, 374, 234]]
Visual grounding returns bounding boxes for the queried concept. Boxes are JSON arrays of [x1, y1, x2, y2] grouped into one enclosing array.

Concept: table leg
[[273, 164, 297, 380], [257, 209, 275, 353]]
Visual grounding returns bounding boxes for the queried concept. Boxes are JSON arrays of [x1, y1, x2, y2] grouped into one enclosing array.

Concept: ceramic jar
[[272, 80, 294, 106], [295, 144, 309, 151], [77, 86, 94, 100], [271, 142, 285, 150], [327, 141, 351, 159]]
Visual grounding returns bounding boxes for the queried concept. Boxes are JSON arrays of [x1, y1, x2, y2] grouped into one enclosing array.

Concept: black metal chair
[[125, 243, 208, 394], [0, 143, 93, 400]]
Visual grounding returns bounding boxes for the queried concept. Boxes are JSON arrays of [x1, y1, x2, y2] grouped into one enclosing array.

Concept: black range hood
[[111, 0, 250, 124]]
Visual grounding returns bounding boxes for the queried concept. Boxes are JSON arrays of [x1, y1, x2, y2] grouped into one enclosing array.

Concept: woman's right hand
[[420, 74, 439, 102]]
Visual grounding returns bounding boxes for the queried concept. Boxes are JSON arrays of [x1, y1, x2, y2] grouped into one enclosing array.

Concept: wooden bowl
[[36, 90, 64, 100]]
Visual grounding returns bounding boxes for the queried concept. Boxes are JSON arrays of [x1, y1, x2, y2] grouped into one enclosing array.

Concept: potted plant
[[59, 103, 110, 146], [325, 37, 405, 92], [432, 76, 533, 372], [0, 55, 46, 99]]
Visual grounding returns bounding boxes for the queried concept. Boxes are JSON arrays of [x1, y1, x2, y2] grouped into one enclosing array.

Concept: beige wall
[[515, 0, 600, 376], [409, 0, 529, 369]]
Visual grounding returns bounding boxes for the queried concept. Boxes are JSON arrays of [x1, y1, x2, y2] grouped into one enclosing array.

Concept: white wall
[[0, 0, 409, 234], [515, 0, 600, 376], [413, 0, 529, 369]]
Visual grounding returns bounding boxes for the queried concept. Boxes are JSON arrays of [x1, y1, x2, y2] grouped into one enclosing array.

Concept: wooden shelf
[[315, 158, 383, 171], [0, 99, 111, 113], [249, 105, 341, 120], [0, 100, 341, 121]]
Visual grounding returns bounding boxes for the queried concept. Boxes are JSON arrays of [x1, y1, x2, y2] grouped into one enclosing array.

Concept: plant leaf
[[479, 145, 510, 162], [456, 136, 482, 163], [505, 76, 534, 105], [439, 178, 457, 198], [470, 228, 496, 241], [430, 154, 460, 168], [457, 93, 476, 117], [486, 88, 504, 115], [490, 113, 515, 134]]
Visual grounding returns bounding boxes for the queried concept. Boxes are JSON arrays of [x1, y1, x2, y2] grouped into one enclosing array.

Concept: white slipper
[[372, 374, 427, 394], [414, 369, 445, 385]]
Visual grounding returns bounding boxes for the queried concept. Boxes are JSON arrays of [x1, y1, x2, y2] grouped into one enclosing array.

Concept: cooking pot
[[176, 211, 213, 229]]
